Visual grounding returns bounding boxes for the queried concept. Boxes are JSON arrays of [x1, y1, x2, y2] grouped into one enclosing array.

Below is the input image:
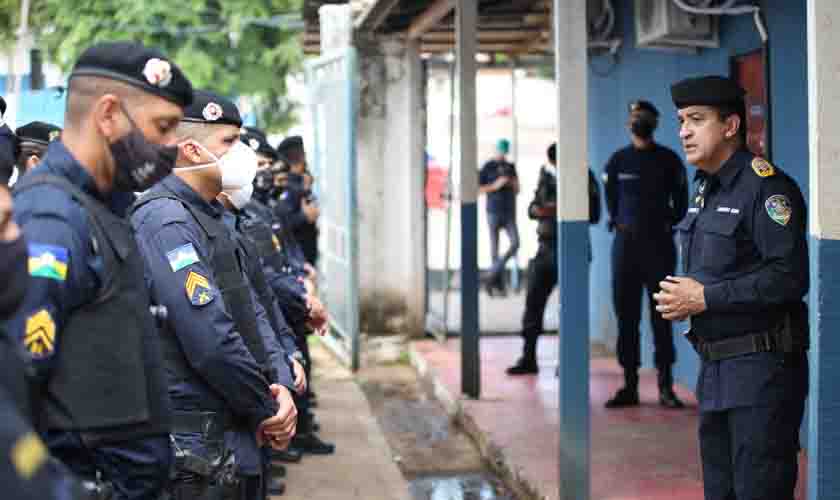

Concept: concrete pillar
[[553, 0, 590, 499], [355, 37, 427, 337], [806, 1, 840, 497]]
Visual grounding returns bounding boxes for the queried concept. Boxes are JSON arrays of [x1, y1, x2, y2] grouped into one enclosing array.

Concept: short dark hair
[[547, 143, 556, 164], [714, 101, 747, 144]]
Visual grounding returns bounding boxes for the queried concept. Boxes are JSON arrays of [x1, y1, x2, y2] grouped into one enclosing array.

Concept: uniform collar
[[34, 140, 134, 215], [159, 174, 222, 218], [713, 149, 751, 190]]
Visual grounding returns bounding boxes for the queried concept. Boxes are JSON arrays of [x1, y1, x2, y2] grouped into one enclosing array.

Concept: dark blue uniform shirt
[[604, 144, 688, 231], [479, 159, 517, 218], [5, 141, 168, 497], [131, 175, 277, 433], [674, 150, 809, 411]]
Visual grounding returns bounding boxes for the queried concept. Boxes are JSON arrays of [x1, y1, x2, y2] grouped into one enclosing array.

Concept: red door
[[733, 50, 769, 158]]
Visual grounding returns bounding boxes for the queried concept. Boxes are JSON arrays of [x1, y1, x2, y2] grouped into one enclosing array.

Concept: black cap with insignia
[[276, 135, 305, 164], [629, 100, 659, 117], [16, 121, 62, 146], [70, 41, 193, 107], [181, 90, 242, 128], [240, 127, 277, 159], [670, 75, 746, 109]]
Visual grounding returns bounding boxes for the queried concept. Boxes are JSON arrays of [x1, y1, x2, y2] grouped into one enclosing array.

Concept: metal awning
[[303, 0, 552, 55]]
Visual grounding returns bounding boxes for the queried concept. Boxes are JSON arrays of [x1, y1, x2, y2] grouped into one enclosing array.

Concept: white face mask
[[222, 182, 254, 210], [178, 140, 259, 190]]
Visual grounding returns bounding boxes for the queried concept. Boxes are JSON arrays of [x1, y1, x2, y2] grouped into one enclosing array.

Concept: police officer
[[0, 97, 18, 185], [478, 138, 520, 296], [507, 143, 600, 375], [0, 184, 92, 500], [275, 136, 319, 267], [603, 100, 688, 409], [130, 91, 298, 500], [4, 42, 194, 499], [10, 121, 63, 183], [654, 76, 809, 500]]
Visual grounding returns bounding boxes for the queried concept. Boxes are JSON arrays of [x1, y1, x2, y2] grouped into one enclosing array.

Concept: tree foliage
[[23, 0, 303, 132]]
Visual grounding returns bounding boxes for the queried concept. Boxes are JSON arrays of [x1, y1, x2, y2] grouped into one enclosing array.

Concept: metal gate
[[304, 47, 360, 370]]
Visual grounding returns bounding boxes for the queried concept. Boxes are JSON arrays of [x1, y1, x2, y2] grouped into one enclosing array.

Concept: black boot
[[605, 371, 639, 408], [506, 339, 538, 375], [657, 368, 685, 409], [271, 448, 303, 463], [291, 432, 336, 455]]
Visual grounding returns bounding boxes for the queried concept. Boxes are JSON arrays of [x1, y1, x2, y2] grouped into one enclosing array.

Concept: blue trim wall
[[587, 0, 808, 392]]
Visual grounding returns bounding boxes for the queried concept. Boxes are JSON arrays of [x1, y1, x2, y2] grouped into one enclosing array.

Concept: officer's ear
[[93, 94, 125, 141], [722, 113, 742, 140], [178, 140, 204, 164]]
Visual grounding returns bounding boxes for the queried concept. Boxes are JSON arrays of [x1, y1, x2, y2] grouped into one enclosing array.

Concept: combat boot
[[605, 370, 639, 408], [657, 368, 685, 409], [506, 357, 538, 375]]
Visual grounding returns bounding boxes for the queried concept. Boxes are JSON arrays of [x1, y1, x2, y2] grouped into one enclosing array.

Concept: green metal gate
[[304, 47, 360, 370]]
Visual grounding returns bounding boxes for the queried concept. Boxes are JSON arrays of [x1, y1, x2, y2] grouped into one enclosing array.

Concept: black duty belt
[[685, 329, 800, 362], [171, 411, 235, 438]]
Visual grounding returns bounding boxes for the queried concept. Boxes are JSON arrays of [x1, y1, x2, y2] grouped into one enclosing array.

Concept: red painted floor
[[413, 336, 808, 500]]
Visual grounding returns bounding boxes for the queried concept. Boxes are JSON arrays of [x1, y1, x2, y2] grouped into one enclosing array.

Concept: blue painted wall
[[586, 0, 809, 391]]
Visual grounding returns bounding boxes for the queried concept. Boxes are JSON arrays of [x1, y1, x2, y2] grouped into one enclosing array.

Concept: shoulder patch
[[751, 157, 775, 178], [10, 432, 47, 480], [765, 194, 792, 226], [28, 243, 69, 282], [185, 271, 216, 307], [24, 309, 56, 359], [167, 243, 200, 272]]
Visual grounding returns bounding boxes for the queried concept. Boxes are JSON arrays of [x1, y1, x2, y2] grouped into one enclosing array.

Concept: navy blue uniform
[[130, 175, 283, 488], [275, 175, 318, 265], [674, 150, 808, 499], [479, 159, 520, 289], [4, 142, 170, 500], [604, 143, 688, 372]]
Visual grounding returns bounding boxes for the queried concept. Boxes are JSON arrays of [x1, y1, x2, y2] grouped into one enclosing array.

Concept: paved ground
[[427, 288, 558, 335], [411, 336, 808, 500], [277, 342, 411, 500]]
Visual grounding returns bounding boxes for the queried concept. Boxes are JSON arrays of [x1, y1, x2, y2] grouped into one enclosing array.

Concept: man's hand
[[302, 199, 320, 223], [292, 359, 307, 394], [533, 203, 556, 218], [303, 262, 317, 281], [257, 385, 298, 450], [491, 176, 510, 191], [306, 294, 328, 334], [653, 276, 707, 321]]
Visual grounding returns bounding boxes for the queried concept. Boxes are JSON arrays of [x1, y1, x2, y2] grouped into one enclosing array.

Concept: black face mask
[[631, 118, 656, 139], [109, 108, 178, 192], [0, 236, 29, 319], [254, 169, 273, 195]]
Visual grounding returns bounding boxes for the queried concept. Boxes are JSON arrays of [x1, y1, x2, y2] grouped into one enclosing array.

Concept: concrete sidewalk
[[277, 341, 411, 500]]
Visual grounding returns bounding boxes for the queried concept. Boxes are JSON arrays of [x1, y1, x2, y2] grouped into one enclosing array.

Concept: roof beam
[[356, 0, 402, 31], [407, 0, 454, 40]]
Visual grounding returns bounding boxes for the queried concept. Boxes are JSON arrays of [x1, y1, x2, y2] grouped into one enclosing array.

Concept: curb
[[408, 343, 548, 500]]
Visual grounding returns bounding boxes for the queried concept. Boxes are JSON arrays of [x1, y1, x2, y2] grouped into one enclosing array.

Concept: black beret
[[671, 75, 746, 109], [629, 100, 659, 117], [16, 121, 62, 146], [70, 41, 193, 108], [240, 128, 276, 159], [276, 135, 304, 155], [181, 90, 242, 128]]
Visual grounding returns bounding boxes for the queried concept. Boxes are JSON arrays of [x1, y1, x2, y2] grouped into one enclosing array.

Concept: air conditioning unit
[[635, 0, 719, 50]]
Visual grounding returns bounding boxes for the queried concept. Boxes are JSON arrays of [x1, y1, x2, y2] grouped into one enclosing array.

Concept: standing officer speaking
[[603, 100, 688, 409], [4, 42, 193, 500], [130, 91, 297, 500], [654, 76, 809, 500]]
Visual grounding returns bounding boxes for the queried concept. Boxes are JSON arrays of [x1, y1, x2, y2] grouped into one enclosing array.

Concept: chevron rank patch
[[185, 271, 216, 307], [24, 309, 56, 359], [10, 432, 47, 480], [167, 243, 200, 272], [751, 157, 775, 178]]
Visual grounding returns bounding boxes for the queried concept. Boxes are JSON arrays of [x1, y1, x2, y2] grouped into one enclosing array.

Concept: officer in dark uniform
[[14, 121, 62, 179], [654, 76, 809, 500], [0, 97, 19, 185], [239, 129, 334, 458], [4, 42, 194, 500], [275, 136, 319, 267], [130, 91, 297, 500], [507, 143, 601, 375], [603, 100, 688, 409], [0, 184, 92, 500]]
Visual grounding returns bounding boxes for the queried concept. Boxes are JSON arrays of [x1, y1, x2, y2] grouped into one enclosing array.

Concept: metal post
[[509, 57, 520, 292], [457, 0, 480, 399], [554, 0, 590, 499], [442, 55, 456, 338]]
